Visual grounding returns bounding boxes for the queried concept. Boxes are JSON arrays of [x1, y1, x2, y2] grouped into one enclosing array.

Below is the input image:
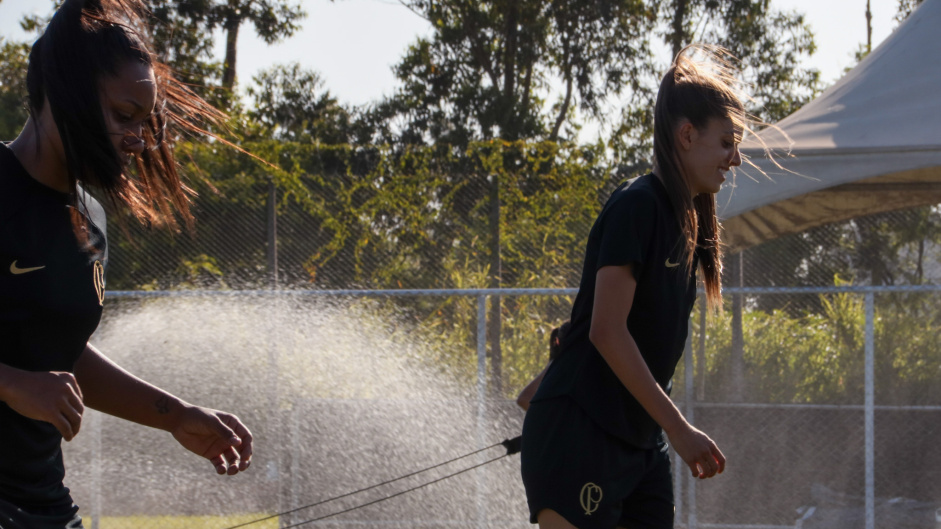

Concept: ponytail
[[653, 45, 746, 311]]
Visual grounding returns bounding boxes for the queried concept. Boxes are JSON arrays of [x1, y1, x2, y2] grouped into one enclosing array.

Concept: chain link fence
[[63, 160, 941, 528]]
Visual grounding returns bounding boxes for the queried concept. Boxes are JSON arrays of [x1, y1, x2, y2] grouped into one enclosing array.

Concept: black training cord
[[280, 452, 509, 528], [221, 436, 522, 529]]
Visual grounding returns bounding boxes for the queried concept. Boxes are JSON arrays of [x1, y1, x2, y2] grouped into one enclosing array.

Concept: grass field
[[88, 514, 279, 529]]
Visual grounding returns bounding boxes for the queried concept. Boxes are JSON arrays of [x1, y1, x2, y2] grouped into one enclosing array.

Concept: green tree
[[245, 63, 352, 143], [0, 38, 30, 140], [609, 0, 821, 165], [0, 1, 306, 106], [147, 0, 307, 91], [0, 0, 51, 140], [148, 0, 224, 93], [379, 0, 658, 146], [211, 0, 307, 90], [374, 0, 661, 392], [689, 274, 941, 406], [664, 0, 820, 122]]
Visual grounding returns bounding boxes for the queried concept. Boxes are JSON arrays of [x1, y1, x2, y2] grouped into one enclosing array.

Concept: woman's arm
[[516, 363, 550, 411], [0, 363, 84, 440], [74, 343, 253, 475], [589, 264, 724, 479]]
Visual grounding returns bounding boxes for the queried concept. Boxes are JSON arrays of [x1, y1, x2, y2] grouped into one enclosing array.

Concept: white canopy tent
[[716, 0, 941, 252]]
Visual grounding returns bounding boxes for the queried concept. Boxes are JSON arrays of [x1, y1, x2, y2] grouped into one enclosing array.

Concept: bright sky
[[0, 0, 903, 107]]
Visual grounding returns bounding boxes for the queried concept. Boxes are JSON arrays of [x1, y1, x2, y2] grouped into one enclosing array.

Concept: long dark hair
[[653, 44, 747, 310], [25, 0, 230, 233]]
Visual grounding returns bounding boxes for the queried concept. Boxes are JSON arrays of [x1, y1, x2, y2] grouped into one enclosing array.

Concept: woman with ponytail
[[0, 1, 252, 527], [520, 45, 746, 529]]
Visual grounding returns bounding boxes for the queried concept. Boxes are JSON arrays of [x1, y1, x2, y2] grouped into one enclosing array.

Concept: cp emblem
[[580, 482, 603, 515]]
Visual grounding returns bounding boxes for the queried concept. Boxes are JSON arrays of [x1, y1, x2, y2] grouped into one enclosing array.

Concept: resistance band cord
[[221, 435, 522, 529]]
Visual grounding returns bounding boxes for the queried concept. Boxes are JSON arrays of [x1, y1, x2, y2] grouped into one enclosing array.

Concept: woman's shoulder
[[603, 174, 663, 216]]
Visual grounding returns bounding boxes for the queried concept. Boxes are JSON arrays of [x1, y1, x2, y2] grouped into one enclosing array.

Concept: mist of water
[[62, 294, 530, 528]]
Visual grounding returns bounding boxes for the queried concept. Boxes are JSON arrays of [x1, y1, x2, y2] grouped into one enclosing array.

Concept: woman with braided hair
[[0, 1, 252, 527], [521, 45, 751, 529]]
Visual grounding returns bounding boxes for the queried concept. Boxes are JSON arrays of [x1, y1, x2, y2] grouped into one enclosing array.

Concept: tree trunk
[[221, 1, 242, 91], [520, 61, 534, 118], [266, 178, 278, 288], [670, 0, 689, 59], [500, 1, 519, 139], [550, 72, 573, 142], [549, 28, 573, 142]]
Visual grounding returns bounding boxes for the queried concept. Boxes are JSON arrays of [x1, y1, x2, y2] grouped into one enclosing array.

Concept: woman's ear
[[676, 120, 696, 151]]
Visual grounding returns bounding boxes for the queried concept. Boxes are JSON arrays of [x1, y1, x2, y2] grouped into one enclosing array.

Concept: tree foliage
[[245, 63, 352, 143], [662, 0, 820, 123], [607, 0, 823, 164], [375, 0, 659, 146], [147, 0, 307, 90], [0, 38, 30, 140], [107, 139, 609, 290], [895, 0, 925, 24], [148, 0, 225, 93], [694, 279, 941, 406], [379, 0, 821, 167]]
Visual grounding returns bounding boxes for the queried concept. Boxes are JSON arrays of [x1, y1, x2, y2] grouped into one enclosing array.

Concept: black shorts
[[0, 498, 83, 529], [520, 397, 674, 529]]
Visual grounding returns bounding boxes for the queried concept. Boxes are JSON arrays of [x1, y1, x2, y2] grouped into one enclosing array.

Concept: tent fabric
[[716, 0, 941, 251]]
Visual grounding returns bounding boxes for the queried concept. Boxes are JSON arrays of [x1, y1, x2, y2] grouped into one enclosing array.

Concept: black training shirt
[[0, 143, 107, 512], [532, 173, 698, 449]]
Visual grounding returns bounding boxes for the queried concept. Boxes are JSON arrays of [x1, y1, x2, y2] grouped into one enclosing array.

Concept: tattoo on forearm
[[155, 396, 171, 414]]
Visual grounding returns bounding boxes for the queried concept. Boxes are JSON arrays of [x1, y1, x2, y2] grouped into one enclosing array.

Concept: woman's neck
[[9, 116, 70, 193]]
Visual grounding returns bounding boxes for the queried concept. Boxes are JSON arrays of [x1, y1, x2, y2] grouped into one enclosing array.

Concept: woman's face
[[98, 60, 157, 166], [677, 115, 742, 196]]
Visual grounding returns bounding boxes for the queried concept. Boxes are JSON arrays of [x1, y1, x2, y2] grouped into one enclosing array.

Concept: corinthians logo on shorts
[[579, 482, 603, 515], [93, 260, 105, 306]]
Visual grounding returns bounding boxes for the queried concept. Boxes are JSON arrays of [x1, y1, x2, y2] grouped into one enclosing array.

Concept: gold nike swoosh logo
[[10, 261, 46, 275], [665, 259, 679, 268]]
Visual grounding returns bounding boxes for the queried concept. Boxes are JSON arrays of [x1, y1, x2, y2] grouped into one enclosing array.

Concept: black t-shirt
[[532, 173, 698, 448], [0, 143, 107, 513]]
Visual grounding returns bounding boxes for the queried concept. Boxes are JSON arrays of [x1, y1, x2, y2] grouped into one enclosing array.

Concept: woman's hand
[[666, 422, 725, 479], [0, 368, 85, 441], [170, 405, 253, 476], [73, 344, 253, 475]]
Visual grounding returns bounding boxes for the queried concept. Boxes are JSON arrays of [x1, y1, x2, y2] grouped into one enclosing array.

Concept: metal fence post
[[266, 178, 278, 288], [266, 296, 284, 528], [678, 315, 694, 527], [89, 328, 103, 529], [289, 406, 300, 527], [489, 174, 502, 398], [864, 292, 875, 529], [90, 411, 101, 529], [476, 294, 488, 529]]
